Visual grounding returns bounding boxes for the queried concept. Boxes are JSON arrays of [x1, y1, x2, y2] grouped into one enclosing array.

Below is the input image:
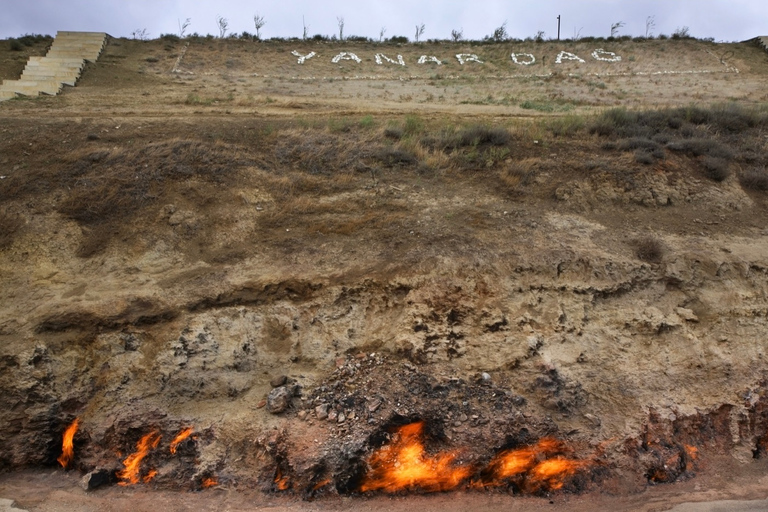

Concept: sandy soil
[[2, 35, 768, 510]]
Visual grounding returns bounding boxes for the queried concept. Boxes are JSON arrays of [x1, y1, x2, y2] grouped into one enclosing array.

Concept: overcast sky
[[2, 1, 766, 42]]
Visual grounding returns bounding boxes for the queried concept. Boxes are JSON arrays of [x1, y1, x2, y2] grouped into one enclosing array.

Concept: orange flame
[[360, 421, 472, 493], [480, 438, 588, 492], [202, 477, 218, 488], [275, 468, 291, 491], [169, 427, 193, 454], [117, 431, 161, 486], [57, 418, 79, 469], [528, 457, 587, 491]]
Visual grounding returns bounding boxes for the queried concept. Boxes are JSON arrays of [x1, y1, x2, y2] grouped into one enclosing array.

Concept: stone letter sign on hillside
[[288, 49, 625, 67]]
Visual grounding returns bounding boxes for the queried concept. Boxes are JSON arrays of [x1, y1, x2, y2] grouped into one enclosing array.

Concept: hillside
[[1, 36, 768, 511]]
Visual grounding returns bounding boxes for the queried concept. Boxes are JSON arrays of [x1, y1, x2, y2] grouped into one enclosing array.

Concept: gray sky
[[2, 1, 766, 42]]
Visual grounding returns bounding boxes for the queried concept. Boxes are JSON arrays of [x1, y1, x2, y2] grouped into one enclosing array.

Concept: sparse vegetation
[[701, 157, 731, 182], [635, 236, 664, 263], [740, 168, 768, 191]]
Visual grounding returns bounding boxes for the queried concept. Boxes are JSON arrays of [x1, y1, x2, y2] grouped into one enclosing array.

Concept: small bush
[[9, 39, 23, 51], [635, 150, 655, 165], [702, 157, 731, 182], [455, 125, 511, 147], [620, 138, 662, 151], [384, 127, 403, 140], [376, 148, 417, 167], [388, 36, 409, 43], [666, 139, 733, 160], [740, 168, 768, 191], [160, 34, 180, 42], [635, 237, 664, 263]]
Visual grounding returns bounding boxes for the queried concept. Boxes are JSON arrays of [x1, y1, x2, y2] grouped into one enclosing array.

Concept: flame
[[684, 444, 698, 460], [312, 478, 331, 491], [57, 418, 79, 469], [142, 469, 158, 483], [478, 438, 588, 492], [360, 421, 472, 493], [527, 457, 587, 492], [275, 468, 291, 491], [117, 431, 161, 486], [202, 477, 218, 488], [169, 427, 193, 454]]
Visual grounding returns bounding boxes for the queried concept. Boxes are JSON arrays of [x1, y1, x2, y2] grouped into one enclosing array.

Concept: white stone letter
[[331, 52, 362, 64], [555, 51, 585, 64], [291, 50, 316, 64], [510, 53, 536, 65], [456, 54, 484, 65], [418, 55, 442, 65], [591, 49, 622, 62], [375, 53, 405, 66]]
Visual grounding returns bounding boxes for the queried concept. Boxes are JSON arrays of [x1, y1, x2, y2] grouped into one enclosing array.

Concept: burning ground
[[1, 98, 768, 503]]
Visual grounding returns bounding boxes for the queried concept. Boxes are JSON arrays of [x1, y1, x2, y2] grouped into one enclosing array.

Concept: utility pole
[[557, 15, 561, 40]]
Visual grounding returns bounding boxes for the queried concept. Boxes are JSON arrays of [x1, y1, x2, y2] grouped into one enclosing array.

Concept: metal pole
[[557, 15, 561, 40]]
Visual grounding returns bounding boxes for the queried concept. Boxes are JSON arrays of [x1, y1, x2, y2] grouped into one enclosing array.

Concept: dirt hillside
[[1, 35, 768, 511]]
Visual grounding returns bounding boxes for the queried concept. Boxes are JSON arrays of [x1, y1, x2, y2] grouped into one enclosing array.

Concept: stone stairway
[[0, 31, 107, 102], [758, 36, 768, 53]]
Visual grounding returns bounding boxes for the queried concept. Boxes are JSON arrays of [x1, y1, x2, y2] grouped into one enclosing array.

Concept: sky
[[1, 1, 766, 42]]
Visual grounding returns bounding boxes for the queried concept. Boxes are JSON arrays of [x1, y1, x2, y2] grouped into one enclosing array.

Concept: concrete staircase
[[757, 36, 768, 53], [0, 31, 107, 102]]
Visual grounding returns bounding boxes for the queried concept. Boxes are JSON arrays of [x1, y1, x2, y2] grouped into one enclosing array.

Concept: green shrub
[[9, 39, 23, 51]]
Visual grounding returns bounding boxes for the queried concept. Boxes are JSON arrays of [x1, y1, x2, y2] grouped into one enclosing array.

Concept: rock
[[266, 386, 292, 414], [328, 410, 338, 422], [256, 399, 267, 409], [459, 413, 468, 422], [584, 413, 601, 427], [338, 412, 346, 423], [481, 372, 492, 382], [270, 375, 288, 388], [80, 469, 112, 491], [367, 398, 382, 412], [315, 404, 329, 420], [297, 410, 307, 421], [675, 307, 699, 322], [121, 333, 140, 352]]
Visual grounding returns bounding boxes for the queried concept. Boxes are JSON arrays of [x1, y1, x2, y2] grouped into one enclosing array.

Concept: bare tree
[[534, 30, 545, 42], [610, 21, 625, 38], [451, 28, 463, 42], [337, 17, 345, 41], [491, 21, 508, 42], [673, 26, 690, 38], [415, 23, 425, 43], [379, 26, 387, 42], [131, 28, 149, 41], [254, 13, 266, 39], [302, 16, 309, 40], [645, 15, 656, 38], [216, 15, 229, 38], [178, 18, 191, 38], [573, 27, 583, 41]]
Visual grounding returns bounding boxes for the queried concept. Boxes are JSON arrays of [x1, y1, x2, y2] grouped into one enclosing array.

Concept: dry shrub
[[498, 158, 540, 191], [448, 125, 511, 148], [635, 236, 664, 263], [740, 168, 768, 191], [701, 157, 731, 182]]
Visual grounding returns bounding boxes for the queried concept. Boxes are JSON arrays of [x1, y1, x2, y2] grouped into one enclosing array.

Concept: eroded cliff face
[[1, 110, 767, 494]]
